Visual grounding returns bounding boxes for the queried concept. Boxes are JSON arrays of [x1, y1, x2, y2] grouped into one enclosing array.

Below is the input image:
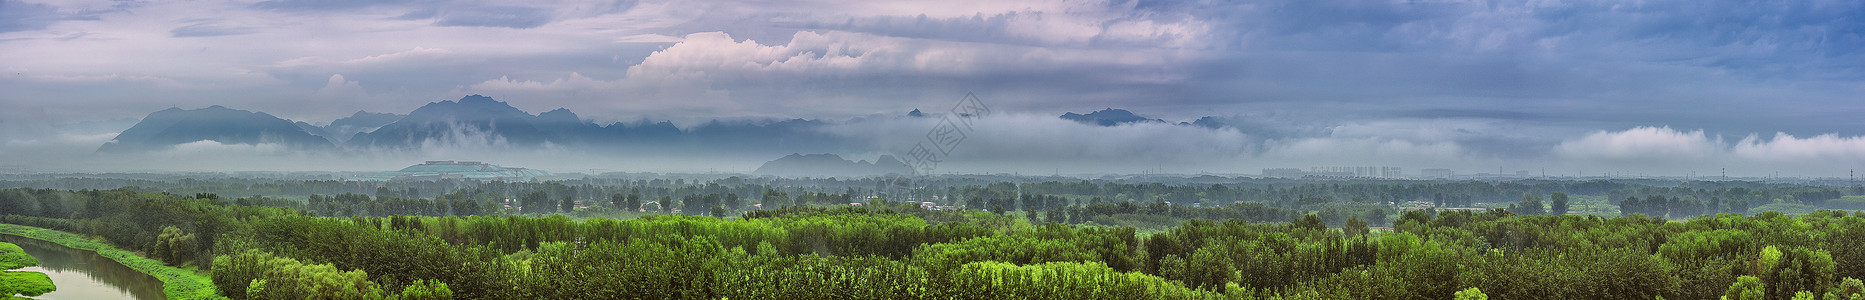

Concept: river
[[0, 234, 167, 300]]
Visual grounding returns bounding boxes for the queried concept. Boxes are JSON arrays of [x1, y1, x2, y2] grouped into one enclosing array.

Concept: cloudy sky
[[1, 0, 1862, 177]]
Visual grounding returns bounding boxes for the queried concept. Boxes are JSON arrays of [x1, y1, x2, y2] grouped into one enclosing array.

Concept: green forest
[[2, 177, 1865, 299]]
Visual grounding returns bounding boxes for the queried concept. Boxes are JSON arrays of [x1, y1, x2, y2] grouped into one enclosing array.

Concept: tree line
[[3, 180, 1865, 299]]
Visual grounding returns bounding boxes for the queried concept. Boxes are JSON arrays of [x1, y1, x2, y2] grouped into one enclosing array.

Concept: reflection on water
[[0, 234, 167, 300]]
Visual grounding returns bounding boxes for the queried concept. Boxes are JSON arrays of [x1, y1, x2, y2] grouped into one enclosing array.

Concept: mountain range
[[98, 95, 861, 155], [98, 106, 335, 153], [298, 111, 404, 144], [752, 153, 916, 178], [97, 96, 1237, 169]]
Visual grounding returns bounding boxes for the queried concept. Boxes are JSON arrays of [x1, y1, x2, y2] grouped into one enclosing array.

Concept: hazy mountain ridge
[[346, 95, 561, 149], [297, 110, 405, 144], [100, 95, 1230, 156], [753, 153, 916, 178], [1060, 108, 1166, 126], [98, 105, 335, 153]]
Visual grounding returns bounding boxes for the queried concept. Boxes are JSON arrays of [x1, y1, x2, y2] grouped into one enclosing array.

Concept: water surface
[[0, 234, 166, 300]]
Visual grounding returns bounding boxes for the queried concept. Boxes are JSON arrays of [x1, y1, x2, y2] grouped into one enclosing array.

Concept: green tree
[[1455, 287, 1489, 300], [1550, 192, 1570, 215], [216, 249, 386, 300], [560, 195, 575, 213], [723, 193, 742, 210], [151, 226, 197, 266], [1344, 216, 1370, 237], [1830, 277, 1865, 300], [389, 280, 452, 300], [520, 191, 549, 214], [1510, 193, 1546, 215], [1293, 214, 1326, 231], [1725, 276, 1766, 300], [762, 188, 790, 208]]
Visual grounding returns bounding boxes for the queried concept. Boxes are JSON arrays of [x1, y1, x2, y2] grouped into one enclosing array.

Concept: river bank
[[0, 224, 222, 300]]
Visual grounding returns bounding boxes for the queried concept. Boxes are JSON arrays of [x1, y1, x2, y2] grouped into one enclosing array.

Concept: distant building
[[1262, 168, 1306, 178], [347, 161, 560, 182], [1265, 166, 1407, 179], [1421, 168, 1453, 179]]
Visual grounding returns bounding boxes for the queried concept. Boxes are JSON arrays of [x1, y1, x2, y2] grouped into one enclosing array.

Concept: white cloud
[[466, 29, 1192, 122], [1555, 126, 1722, 161], [169, 140, 290, 154], [17, 73, 188, 87], [1733, 133, 1865, 163], [275, 47, 456, 69], [1551, 127, 1865, 177], [817, 113, 1256, 174], [312, 74, 368, 102], [1258, 136, 1473, 169]]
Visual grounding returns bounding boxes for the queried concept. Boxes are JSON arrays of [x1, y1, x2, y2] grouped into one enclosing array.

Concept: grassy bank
[[0, 224, 223, 300]]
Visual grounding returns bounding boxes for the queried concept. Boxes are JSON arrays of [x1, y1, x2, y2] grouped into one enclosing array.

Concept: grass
[[1750, 203, 1820, 216], [0, 224, 224, 300], [1826, 196, 1865, 210]]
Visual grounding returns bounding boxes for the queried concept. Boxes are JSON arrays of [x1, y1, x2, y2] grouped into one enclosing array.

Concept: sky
[[1, 0, 1862, 177]]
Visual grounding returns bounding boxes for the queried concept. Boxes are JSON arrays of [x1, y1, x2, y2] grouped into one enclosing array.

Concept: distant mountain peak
[[1189, 116, 1227, 129], [310, 110, 406, 144], [347, 95, 553, 149], [537, 108, 583, 124], [1059, 108, 1165, 126], [346, 110, 392, 118], [99, 105, 333, 153], [458, 94, 500, 105]]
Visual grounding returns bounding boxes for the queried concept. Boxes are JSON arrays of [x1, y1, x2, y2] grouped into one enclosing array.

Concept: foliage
[[945, 261, 1228, 299], [1752, 203, 1820, 216], [1725, 276, 1765, 300], [1454, 287, 1488, 300], [1, 242, 55, 298], [0, 224, 221, 299], [2, 181, 1865, 299], [216, 249, 385, 300]]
